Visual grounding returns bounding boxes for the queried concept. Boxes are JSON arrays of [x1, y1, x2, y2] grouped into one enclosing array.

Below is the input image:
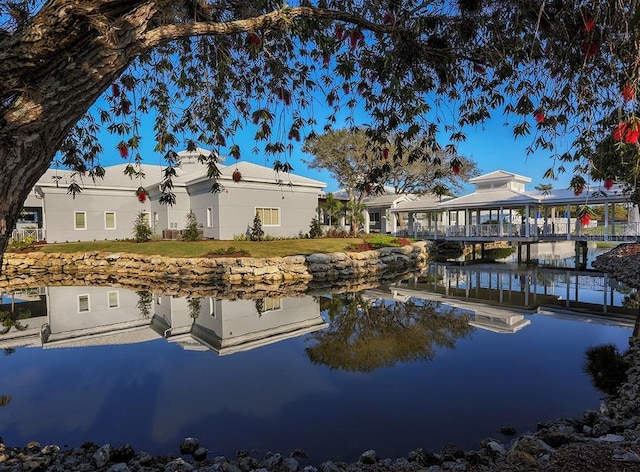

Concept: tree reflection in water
[[306, 293, 474, 373]]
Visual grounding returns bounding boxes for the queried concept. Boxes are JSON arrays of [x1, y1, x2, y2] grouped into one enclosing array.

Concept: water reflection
[[401, 262, 638, 319], [306, 293, 473, 372], [0, 264, 637, 460]]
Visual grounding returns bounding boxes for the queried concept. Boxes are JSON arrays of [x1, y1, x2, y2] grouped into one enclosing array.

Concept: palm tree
[[320, 193, 344, 227]]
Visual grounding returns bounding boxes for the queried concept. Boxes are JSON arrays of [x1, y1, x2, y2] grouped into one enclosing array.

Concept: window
[[107, 291, 119, 308], [206, 207, 213, 227], [105, 212, 116, 230], [263, 297, 282, 312], [142, 212, 150, 226], [209, 297, 216, 317], [78, 294, 90, 312], [369, 212, 380, 224], [74, 211, 86, 230], [256, 207, 280, 226]]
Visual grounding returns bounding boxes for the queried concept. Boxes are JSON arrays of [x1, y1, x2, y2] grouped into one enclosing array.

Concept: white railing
[[409, 221, 640, 241], [11, 228, 45, 242]]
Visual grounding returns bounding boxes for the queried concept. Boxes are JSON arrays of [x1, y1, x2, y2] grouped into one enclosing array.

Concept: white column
[[566, 204, 571, 240], [525, 205, 530, 237], [499, 206, 504, 237], [604, 202, 609, 241]]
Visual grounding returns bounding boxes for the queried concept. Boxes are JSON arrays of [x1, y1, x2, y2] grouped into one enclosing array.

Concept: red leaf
[[117, 143, 128, 158], [580, 214, 591, 226], [622, 83, 636, 101], [626, 129, 640, 145], [604, 178, 614, 190], [613, 122, 629, 141], [248, 33, 261, 47]]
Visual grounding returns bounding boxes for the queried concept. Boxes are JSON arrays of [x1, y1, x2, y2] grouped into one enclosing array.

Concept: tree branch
[[141, 6, 394, 48]]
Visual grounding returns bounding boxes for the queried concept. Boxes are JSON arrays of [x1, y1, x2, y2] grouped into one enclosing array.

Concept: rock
[[407, 448, 440, 466], [41, 444, 60, 455], [165, 457, 195, 472], [291, 449, 309, 459], [25, 441, 41, 453], [302, 466, 318, 472], [596, 434, 626, 442], [263, 452, 283, 469], [22, 456, 51, 472], [92, 444, 112, 468], [499, 426, 517, 436], [235, 450, 250, 458], [358, 450, 377, 464], [107, 464, 131, 472], [485, 441, 507, 456], [319, 460, 344, 472], [180, 437, 200, 455], [194, 447, 208, 462], [111, 444, 135, 463], [440, 443, 465, 460], [613, 451, 640, 462], [282, 457, 299, 472]]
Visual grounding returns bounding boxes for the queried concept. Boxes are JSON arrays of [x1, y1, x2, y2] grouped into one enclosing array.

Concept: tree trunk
[[0, 2, 158, 273]]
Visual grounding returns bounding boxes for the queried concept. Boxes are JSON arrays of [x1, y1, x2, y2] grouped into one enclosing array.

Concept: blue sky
[[90, 97, 572, 196]]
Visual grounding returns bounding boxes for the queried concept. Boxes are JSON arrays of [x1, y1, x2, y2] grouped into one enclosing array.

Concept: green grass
[[38, 238, 367, 258]]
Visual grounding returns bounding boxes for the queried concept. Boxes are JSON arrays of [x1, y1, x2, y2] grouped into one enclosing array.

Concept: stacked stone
[[0, 242, 428, 287], [592, 243, 640, 289]]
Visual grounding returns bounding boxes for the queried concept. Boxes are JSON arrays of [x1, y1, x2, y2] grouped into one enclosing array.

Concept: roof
[[363, 193, 414, 207], [36, 164, 165, 190], [389, 184, 631, 212], [178, 160, 326, 188], [469, 170, 531, 184], [35, 152, 325, 191]]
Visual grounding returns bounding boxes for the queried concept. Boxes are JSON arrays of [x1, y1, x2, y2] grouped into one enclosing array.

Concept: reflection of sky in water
[[0, 275, 634, 462]]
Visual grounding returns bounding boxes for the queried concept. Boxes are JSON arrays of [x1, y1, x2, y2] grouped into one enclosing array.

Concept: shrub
[[7, 236, 36, 252], [250, 214, 265, 241], [325, 227, 350, 238], [309, 217, 324, 239], [182, 210, 201, 241], [348, 242, 375, 252], [206, 246, 250, 257], [133, 211, 153, 242]]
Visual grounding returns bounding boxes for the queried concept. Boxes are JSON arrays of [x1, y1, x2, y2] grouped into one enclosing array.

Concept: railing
[[11, 228, 45, 242], [409, 221, 640, 241]]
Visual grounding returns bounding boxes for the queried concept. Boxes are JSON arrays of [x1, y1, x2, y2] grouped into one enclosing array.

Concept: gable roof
[[469, 170, 531, 184], [36, 164, 165, 190], [178, 160, 326, 188]]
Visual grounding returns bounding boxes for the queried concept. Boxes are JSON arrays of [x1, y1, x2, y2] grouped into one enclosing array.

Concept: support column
[[525, 205, 531, 237], [566, 204, 571, 240], [499, 206, 504, 237], [604, 202, 609, 241]]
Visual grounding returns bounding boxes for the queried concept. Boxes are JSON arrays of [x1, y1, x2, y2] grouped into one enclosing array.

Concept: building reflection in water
[[0, 287, 327, 355]]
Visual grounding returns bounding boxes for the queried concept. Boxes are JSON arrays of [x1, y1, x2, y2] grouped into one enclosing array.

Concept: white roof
[[35, 152, 325, 191], [176, 160, 325, 188], [36, 164, 165, 190], [469, 170, 531, 184]]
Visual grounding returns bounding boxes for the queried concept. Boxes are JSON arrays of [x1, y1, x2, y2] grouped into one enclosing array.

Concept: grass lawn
[[37, 238, 371, 258]]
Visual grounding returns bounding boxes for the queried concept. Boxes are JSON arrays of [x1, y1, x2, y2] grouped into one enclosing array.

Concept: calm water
[[0, 248, 637, 463]]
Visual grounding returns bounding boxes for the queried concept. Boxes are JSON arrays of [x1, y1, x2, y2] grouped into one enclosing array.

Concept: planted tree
[[182, 210, 201, 241], [133, 211, 152, 243], [250, 213, 264, 241]]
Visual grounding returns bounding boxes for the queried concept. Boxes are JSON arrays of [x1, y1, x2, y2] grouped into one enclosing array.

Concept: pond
[[0, 251, 637, 463]]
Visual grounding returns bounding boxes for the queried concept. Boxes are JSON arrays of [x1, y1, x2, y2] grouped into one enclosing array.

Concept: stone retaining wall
[[0, 241, 428, 289]]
